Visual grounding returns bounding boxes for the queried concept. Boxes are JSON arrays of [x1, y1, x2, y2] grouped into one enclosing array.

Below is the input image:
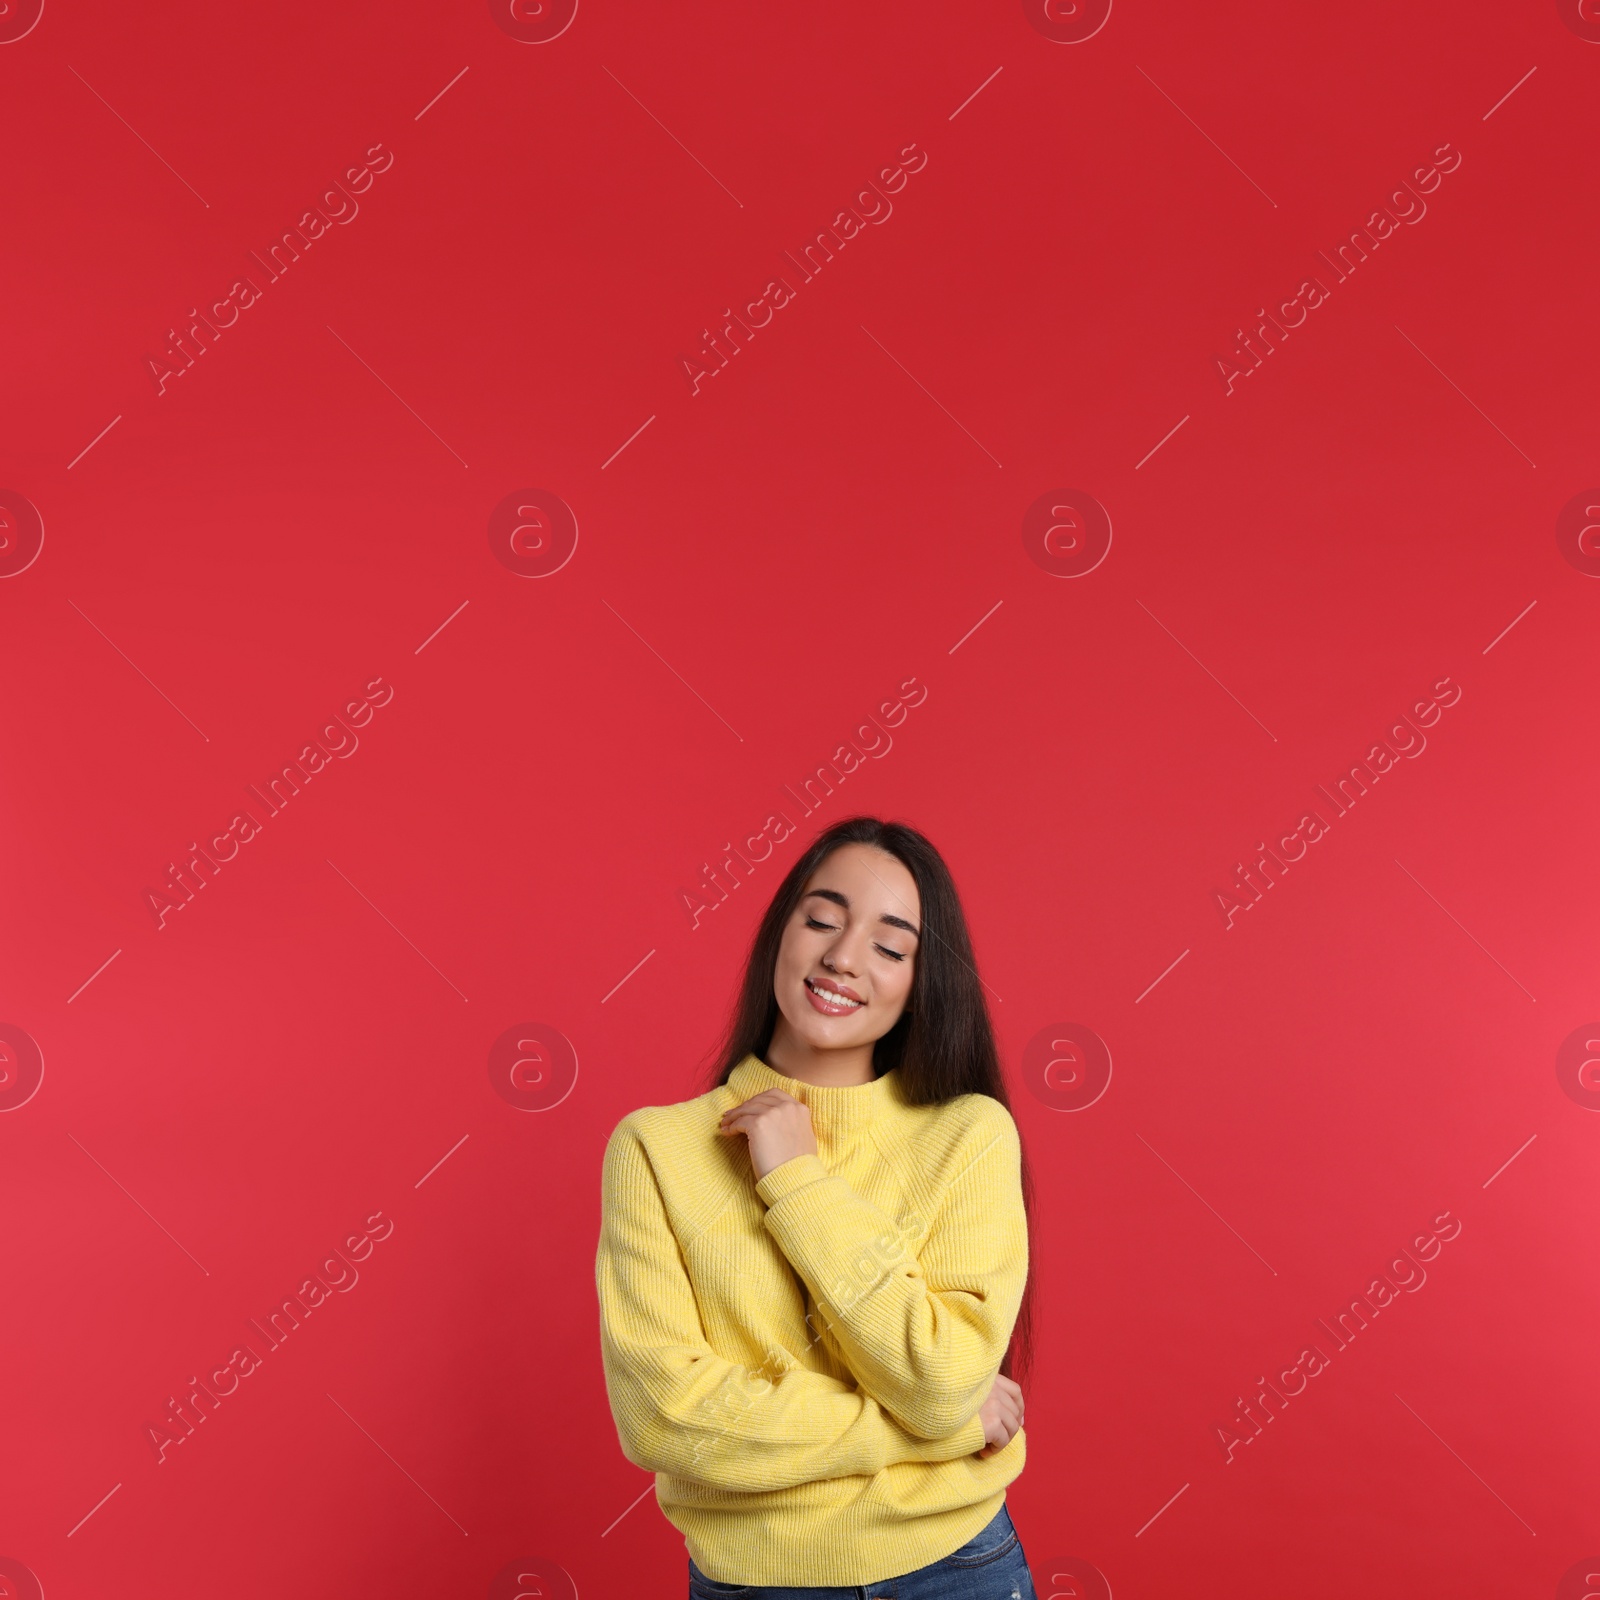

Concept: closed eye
[[805, 916, 907, 961]]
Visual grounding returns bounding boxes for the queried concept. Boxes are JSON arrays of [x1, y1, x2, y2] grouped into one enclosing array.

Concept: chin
[[784, 996, 871, 1050], [792, 1016, 861, 1051]]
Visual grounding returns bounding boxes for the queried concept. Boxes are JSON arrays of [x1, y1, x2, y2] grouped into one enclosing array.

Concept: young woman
[[596, 816, 1039, 1597]]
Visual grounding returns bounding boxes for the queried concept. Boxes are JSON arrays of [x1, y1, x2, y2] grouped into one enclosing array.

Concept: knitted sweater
[[594, 1051, 1030, 1586]]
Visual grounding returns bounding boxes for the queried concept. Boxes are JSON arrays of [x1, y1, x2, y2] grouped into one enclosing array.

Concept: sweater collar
[[725, 1051, 901, 1138]]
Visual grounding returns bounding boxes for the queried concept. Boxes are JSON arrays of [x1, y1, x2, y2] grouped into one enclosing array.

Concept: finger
[[728, 1091, 787, 1112]]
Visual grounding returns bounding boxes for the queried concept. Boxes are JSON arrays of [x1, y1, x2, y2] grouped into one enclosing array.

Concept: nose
[[823, 926, 865, 978]]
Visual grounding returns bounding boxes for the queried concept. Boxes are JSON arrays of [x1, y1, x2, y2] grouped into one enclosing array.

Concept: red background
[[2, 1, 1597, 1595]]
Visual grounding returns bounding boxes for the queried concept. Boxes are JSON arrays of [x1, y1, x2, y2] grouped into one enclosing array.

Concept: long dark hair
[[703, 815, 1037, 1395]]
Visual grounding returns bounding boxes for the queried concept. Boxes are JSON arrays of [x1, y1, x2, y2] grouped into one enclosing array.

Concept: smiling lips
[[805, 977, 865, 1015]]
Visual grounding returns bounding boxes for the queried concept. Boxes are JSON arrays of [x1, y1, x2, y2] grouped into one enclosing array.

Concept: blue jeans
[[687, 1503, 1036, 1599]]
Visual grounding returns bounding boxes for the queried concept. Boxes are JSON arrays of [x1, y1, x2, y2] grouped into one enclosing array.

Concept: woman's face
[[771, 843, 922, 1052]]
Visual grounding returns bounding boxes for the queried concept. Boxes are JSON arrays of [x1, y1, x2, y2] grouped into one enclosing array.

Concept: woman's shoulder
[[886, 1088, 1020, 1167], [906, 1085, 1018, 1134], [599, 1083, 746, 1235], [948, 1088, 1019, 1128], [604, 1078, 728, 1153]]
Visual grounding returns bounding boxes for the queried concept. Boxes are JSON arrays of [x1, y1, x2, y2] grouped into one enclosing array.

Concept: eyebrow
[[802, 887, 920, 939]]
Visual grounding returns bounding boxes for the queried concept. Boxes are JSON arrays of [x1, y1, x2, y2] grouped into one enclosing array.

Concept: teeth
[[807, 980, 863, 1008]]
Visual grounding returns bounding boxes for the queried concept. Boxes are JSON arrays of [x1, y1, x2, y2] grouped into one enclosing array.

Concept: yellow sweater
[[594, 1051, 1029, 1586]]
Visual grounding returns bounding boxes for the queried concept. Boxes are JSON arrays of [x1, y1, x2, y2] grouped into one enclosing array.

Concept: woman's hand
[[975, 1374, 1025, 1458], [718, 1090, 819, 1182]]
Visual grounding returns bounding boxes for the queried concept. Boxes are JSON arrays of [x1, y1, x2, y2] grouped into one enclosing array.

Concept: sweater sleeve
[[753, 1103, 1028, 1441], [595, 1122, 988, 1491]]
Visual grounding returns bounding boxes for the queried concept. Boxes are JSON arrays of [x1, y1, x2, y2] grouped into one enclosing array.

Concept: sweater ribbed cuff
[[754, 1152, 831, 1208]]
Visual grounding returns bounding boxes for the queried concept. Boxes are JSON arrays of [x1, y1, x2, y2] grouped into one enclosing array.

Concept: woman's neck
[[763, 1022, 877, 1087]]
